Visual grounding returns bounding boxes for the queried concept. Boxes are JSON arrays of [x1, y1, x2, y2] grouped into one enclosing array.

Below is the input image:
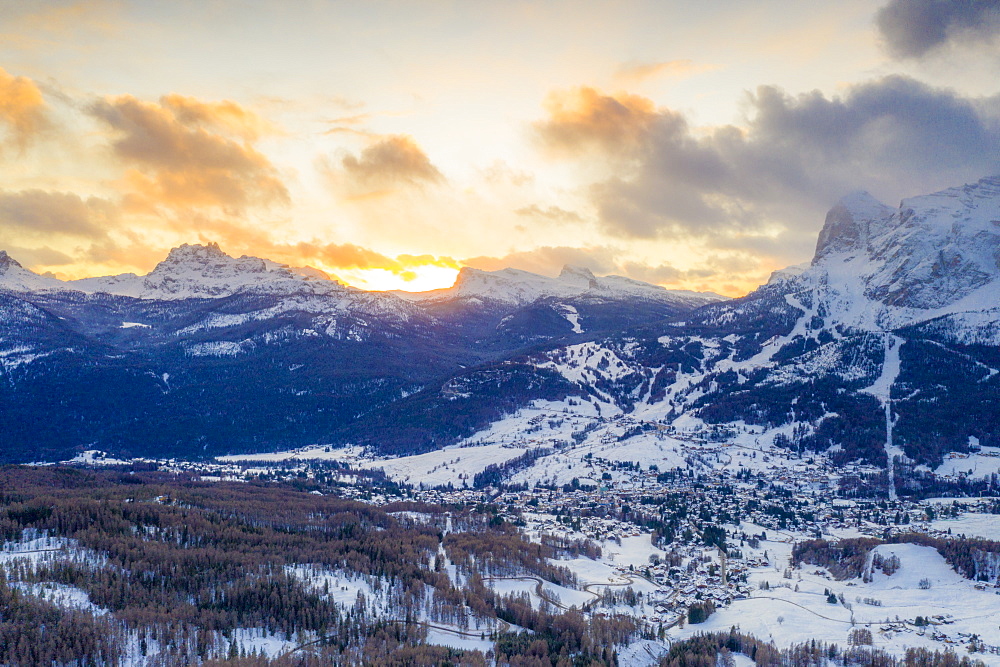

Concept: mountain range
[[1, 175, 998, 472], [0, 238, 723, 462]]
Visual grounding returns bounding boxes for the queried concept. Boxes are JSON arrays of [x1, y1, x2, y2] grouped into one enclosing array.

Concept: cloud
[[89, 94, 288, 212], [160, 94, 278, 141], [0, 189, 117, 238], [876, 0, 1000, 58], [325, 135, 444, 197], [536, 80, 1000, 250], [614, 60, 719, 84], [254, 241, 458, 280], [514, 204, 584, 224], [463, 245, 619, 276], [616, 261, 684, 283], [291, 241, 400, 271], [0, 67, 48, 150], [1, 244, 75, 267], [534, 87, 658, 157]]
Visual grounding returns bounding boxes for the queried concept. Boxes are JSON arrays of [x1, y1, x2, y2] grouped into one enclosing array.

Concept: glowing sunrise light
[[335, 265, 460, 293]]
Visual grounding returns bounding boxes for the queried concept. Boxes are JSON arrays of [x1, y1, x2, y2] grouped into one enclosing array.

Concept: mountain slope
[[380, 176, 1000, 479], [0, 244, 721, 462]]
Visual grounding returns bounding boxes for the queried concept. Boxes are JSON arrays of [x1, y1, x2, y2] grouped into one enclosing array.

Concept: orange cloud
[[89, 94, 288, 212], [534, 87, 657, 157], [0, 67, 48, 150], [396, 253, 461, 270], [294, 241, 400, 271], [238, 241, 458, 278], [320, 135, 444, 205], [334, 135, 444, 193], [161, 94, 278, 141], [0, 189, 117, 239]]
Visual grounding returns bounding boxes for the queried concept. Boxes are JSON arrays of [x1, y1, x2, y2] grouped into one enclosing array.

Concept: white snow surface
[[395, 264, 727, 308], [361, 444, 530, 487], [670, 530, 1000, 665], [616, 640, 670, 666], [928, 513, 1000, 540], [219, 443, 530, 488], [12, 581, 107, 615], [935, 447, 1000, 479]]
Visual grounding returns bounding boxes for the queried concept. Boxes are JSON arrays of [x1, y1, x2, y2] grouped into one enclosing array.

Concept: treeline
[[891, 532, 1000, 582], [660, 629, 986, 667], [791, 538, 883, 580], [893, 461, 1000, 500], [492, 611, 638, 666], [0, 575, 124, 666], [793, 533, 1000, 584], [473, 448, 552, 488], [445, 521, 578, 585], [0, 466, 643, 666]]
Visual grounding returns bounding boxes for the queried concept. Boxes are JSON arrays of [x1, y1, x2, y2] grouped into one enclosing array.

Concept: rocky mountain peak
[[558, 265, 599, 289], [0, 250, 23, 272], [157, 242, 234, 268], [813, 191, 893, 263]]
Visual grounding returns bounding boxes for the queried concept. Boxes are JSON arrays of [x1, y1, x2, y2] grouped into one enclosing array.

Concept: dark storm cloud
[[538, 79, 1000, 243], [876, 0, 1000, 58]]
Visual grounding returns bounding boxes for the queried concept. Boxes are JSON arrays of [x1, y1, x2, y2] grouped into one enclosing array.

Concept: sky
[[0, 0, 998, 295]]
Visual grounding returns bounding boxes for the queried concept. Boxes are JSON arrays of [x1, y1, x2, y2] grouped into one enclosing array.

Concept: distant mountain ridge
[[0, 241, 723, 463], [1, 242, 346, 300], [395, 264, 725, 308]]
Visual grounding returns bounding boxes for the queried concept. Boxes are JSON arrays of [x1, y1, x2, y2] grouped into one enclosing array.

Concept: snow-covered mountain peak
[[149, 242, 274, 281], [765, 176, 1000, 332], [15, 243, 345, 300], [0, 250, 22, 270], [406, 264, 727, 311], [0, 250, 64, 292], [160, 241, 229, 264], [446, 266, 567, 303], [557, 265, 598, 288], [813, 191, 893, 262], [766, 263, 809, 285], [119, 243, 342, 299]]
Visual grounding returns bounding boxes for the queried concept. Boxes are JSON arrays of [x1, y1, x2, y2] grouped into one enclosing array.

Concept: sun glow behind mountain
[[333, 264, 460, 293]]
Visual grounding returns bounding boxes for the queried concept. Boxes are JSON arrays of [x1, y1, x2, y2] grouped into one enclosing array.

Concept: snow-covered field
[[928, 513, 1000, 541], [936, 447, 1000, 479], [670, 531, 1000, 664], [219, 442, 531, 488], [12, 581, 107, 615], [357, 444, 529, 487]]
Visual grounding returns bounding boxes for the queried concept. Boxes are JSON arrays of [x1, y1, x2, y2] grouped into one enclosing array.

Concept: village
[[65, 425, 1000, 661]]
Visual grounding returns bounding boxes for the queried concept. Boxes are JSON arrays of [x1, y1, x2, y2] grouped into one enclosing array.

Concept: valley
[[3, 175, 1000, 665]]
